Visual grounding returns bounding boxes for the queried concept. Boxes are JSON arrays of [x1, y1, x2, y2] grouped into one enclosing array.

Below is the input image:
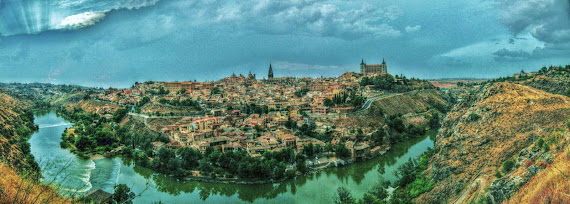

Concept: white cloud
[[57, 12, 106, 30], [405, 25, 421, 32], [173, 1, 403, 39], [0, 0, 160, 36]]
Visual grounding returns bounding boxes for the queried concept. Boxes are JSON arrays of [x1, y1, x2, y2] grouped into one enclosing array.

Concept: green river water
[[28, 112, 435, 203]]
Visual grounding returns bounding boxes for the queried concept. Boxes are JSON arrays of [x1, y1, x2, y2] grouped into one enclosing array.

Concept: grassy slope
[[417, 82, 570, 203], [367, 89, 447, 117], [507, 149, 570, 203], [0, 164, 70, 204]]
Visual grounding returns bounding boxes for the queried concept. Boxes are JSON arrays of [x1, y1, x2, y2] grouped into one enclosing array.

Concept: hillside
[[493, 65, 570, 96], [0, 93, 38, 172], [417, 82, 570, 203], [0, 93, 70, 203], [367, 89, 448, 117]]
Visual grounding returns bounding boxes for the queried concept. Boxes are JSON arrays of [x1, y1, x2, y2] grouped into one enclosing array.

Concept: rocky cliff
[[417, 82, 570, 203]]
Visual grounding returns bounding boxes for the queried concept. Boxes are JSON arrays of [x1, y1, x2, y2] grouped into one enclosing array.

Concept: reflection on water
[[29, 113, 434, 203]]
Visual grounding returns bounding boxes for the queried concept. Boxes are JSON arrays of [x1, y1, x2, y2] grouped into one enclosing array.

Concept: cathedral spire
[[268, 63, 274, 79], [382, 58, 386, 65]]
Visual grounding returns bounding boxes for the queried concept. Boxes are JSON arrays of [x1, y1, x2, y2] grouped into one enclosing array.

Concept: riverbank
[[80, 130, 433, 186], [29, 112, 437, 203]]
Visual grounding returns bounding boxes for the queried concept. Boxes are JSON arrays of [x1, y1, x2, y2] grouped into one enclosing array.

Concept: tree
[[373, 75, 395, 90], [285, 120, 297, 129], [335, 144, 351, 158], [334, 187, 356, 204], [296, 154, 308, 173], [428, 112, 440, 128], [113, 108, 129, 123], [178, 147, 202, 170], [324, 98, 335, 107], [359, 193, 382, 204], [254, 125, 264, 133], [371, 129, 385, 146], [212, 87, 221, 95], [304, 143, 315, 158], [134, 151, 149, 167], [351, 96, 365, 108], [75, 135, 93, 151], [386, 115, 405, 133], [154, 147, 177, 173], [502, 159, 515, 174], [469, 113, 480, 121], [112, 184, 135, 204]]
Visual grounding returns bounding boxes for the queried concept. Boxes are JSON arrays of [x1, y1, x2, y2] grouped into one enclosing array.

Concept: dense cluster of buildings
[[95, 61, 392, 161]]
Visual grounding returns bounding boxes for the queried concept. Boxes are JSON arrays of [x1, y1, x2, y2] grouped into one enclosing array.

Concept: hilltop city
[[88, 58, 429, 161]]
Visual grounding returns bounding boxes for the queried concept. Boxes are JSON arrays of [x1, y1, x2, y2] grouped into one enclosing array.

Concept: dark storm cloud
[[493, 48, 531, 59], [499, 0, 570, 44]]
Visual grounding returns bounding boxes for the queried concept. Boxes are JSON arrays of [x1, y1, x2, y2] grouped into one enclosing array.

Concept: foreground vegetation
[[334, 148, 436, 204], [0, 94, 70, 203]]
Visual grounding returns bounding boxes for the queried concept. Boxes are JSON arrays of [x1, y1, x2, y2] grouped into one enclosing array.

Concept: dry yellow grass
[[417, 83, 570, 203], [0, 163, 70, 204], [507, 150, 570, 204]]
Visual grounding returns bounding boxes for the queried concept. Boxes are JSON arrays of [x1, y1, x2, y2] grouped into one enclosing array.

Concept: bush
[[502, 159, 515, 174], [334, 144, 351, 158], [495, 171, 502, 178], [537, 138, 544, 148], [468, 113, 480, 121], [334, 187, 355, 204]]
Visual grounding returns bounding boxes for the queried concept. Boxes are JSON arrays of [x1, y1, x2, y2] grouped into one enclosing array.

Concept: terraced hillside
[[417, 82, 570, 203]]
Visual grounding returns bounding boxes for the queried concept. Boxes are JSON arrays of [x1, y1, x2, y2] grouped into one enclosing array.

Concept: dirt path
[[453, 176, 488, 204]]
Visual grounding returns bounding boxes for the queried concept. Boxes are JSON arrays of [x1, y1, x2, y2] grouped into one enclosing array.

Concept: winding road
[[355, 93, 403, 113]]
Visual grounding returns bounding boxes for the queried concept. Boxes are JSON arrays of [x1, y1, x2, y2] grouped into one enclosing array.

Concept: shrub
[[495, 171, 503, 178], [502, 159, 515, 174], [537, 138, 544, 148], [468, 113, 480, 121]]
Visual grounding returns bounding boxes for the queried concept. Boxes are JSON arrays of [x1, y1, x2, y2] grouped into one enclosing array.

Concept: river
[[29, 112, 435, 203]]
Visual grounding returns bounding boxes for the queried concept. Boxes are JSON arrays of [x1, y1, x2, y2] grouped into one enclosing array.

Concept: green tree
[[304, 143, 315, 158], [335, 144, 351, 158], [372, 129, 385, 146], [178, 147, 202, 170], [351, 96, 365, 108], [334, 187, 356, 204], [295, 154, 308, 173], [468, 113, 480, 121], [428, 112, 440, 128], [112, 184, 135, 204], [502, 159, 515, 174], [324, 98, 335, 107], [212, 87, 221, 95], [75, 135, 93, 151], [113, 108, 129, 123]]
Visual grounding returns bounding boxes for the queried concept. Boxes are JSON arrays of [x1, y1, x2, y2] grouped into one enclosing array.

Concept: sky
[[0, 0, 569, 88]]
